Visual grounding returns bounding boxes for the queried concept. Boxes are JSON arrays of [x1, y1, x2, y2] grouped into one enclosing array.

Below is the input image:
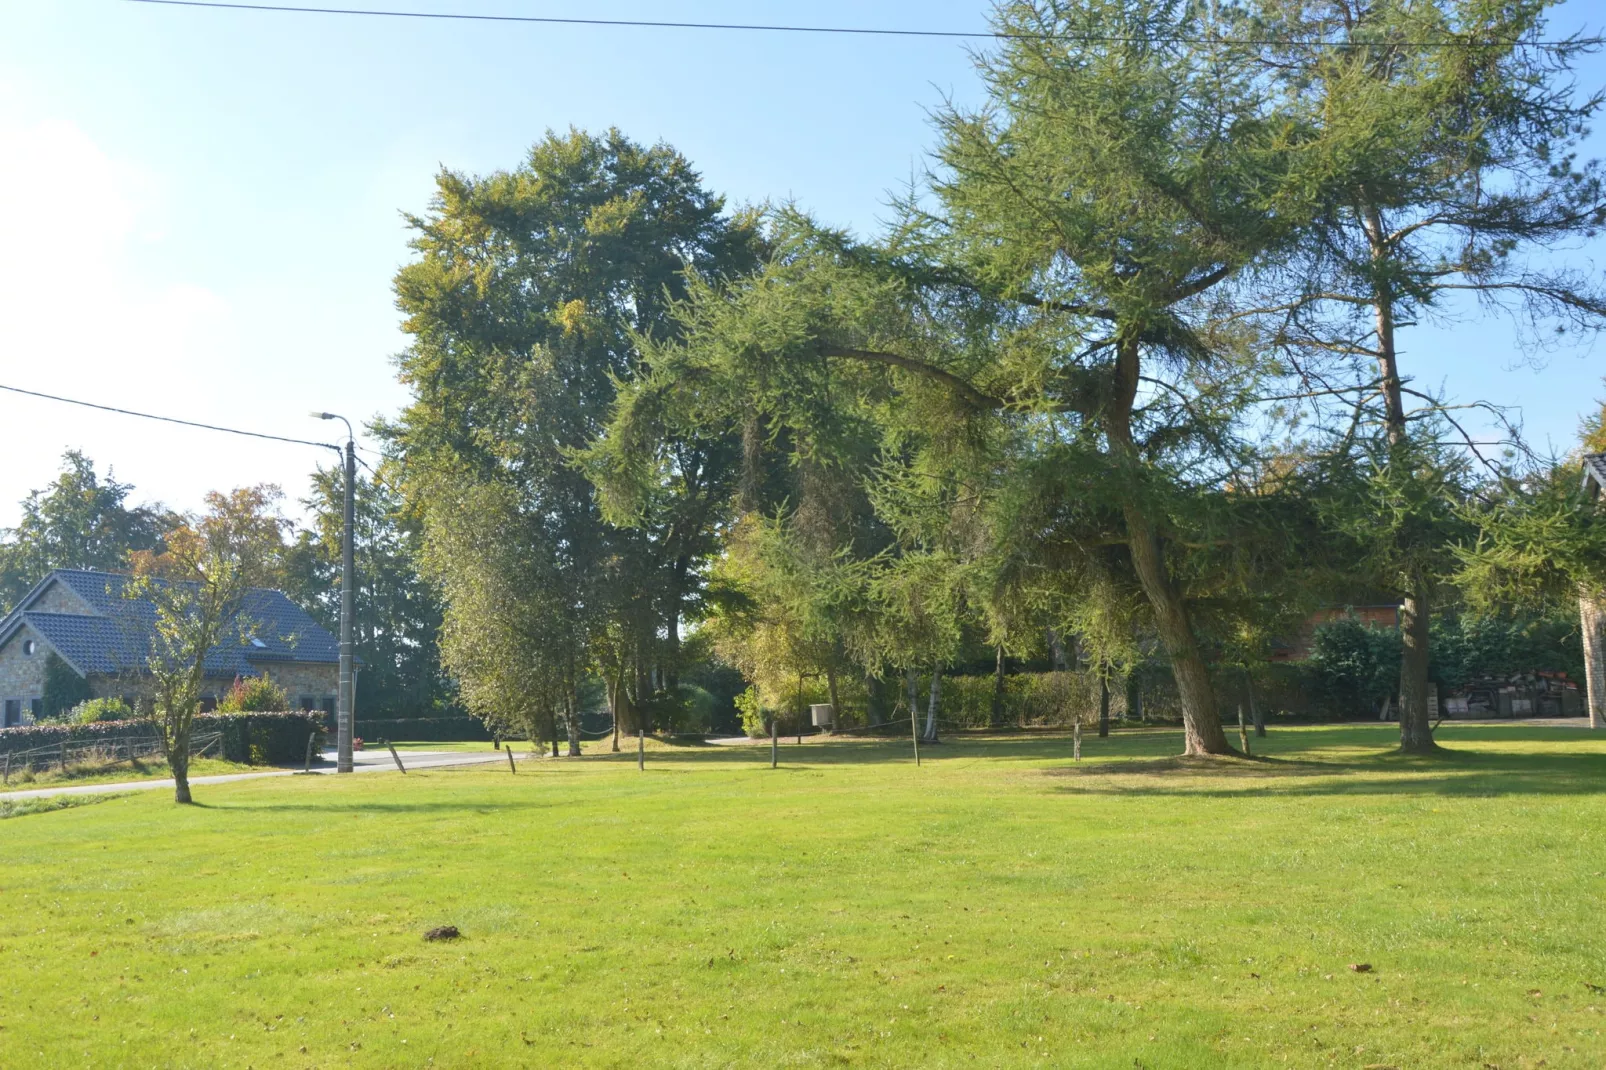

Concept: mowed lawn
[[3, 726, 1604, 1069]]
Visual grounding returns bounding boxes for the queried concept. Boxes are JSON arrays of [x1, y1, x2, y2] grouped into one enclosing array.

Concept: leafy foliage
[[217, 675, 289, 714], [0, 451, 171, 612], [394, 128, 761, 739], [126, 486, 290, 802]]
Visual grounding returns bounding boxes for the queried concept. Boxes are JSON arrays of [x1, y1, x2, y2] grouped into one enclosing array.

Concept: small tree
[[127, 487, 287, 804]]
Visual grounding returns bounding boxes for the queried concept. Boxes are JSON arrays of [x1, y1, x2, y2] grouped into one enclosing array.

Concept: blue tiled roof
[[4, 569, 341, 678]]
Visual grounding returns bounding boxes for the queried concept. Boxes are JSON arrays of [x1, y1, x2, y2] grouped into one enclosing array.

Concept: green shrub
[[69, 697, 134, 724], [1307, 615, 1401, 716], [735, 686, 766, 738], [218, 675, 289, 713]]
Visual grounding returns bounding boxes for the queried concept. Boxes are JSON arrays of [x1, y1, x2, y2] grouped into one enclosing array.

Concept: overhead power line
[[125, 0, 1582, 49], [0, 382, 342, 452]]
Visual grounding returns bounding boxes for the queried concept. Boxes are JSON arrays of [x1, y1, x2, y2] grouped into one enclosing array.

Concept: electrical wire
[[0, 382, 341, 452], [124, 0, 1582, 49]]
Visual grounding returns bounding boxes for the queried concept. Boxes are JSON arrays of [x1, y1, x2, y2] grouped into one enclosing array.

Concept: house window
[[199, 695, 218, 713], [21, 639, 35, 655], [3, 699, 19, 727], [30, 698, 43, 720], [298, 695, 316, 711]]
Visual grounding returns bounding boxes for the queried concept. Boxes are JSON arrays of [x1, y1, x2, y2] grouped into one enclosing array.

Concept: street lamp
[[312, 411, 356, 774]]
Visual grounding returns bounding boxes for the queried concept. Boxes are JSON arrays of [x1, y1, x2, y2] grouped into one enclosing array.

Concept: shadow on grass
[[593, 724, 1606, 799], [1045, 743, 1606, 798], [191, 799, 557, 815]]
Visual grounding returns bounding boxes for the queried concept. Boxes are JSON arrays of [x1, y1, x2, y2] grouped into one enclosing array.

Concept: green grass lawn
[[3, 725, 1604, 1068]]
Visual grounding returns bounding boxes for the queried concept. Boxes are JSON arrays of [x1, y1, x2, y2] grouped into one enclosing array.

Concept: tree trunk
[[548, 708, 559, 758], [1247, 670, 1265, 737], [1398, 579, 1437, 753], [923, 670, 941, 742], [1123, 504, 1231, 755], [1581, 590, 1606, 729], [825, 667, 841, 732], [1108, 334, 1231, 756], [608, 672, 621, 752], [566, 689, 581, 757], [1047, 628, 1069, 671], [990, 645, 1006, 729], [866, 669, 884, 729], [1098, 672, 1110, 738], [1361, 206, 1439, 755], [905, 667, 920, 726], [170, 736, 192, 804]]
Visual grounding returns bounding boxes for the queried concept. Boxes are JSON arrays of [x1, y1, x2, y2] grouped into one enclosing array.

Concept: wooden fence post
[[303, 732, 316, 774], [638, 729, 645, 771], [1073, 721, 1081, 762], [506, 747, 516, 774], [770, 720, 778, 769], [385, 740, 407, 774]]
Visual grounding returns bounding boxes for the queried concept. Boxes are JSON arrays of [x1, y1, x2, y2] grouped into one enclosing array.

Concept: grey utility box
[[810, 703, 835, 728]]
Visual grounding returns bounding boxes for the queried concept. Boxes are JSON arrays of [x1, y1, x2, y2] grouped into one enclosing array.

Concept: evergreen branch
[[817, 345, 1005, 410]]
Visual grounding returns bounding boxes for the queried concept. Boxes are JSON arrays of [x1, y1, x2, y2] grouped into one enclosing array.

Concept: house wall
[[0, 625, 50, 723], [251, 660, 340, 710], [86, 662, 341, 712]]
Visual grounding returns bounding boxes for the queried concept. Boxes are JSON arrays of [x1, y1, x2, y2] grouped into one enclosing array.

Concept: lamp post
[[312, 411, 356, 774]]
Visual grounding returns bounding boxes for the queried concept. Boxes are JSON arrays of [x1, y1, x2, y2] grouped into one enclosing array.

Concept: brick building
[[0, 569, 341, 726]]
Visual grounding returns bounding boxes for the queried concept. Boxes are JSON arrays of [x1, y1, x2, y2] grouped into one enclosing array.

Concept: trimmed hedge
[[0, 712, 325, 765], [358, 717, 493, 743]]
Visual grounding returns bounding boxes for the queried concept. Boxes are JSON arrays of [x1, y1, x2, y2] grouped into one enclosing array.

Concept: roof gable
[[0, 569, 342, 678]]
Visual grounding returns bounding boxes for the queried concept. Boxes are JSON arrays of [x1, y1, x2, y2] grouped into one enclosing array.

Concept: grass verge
[[0, 755, 257, 789], [0, 792, 113, 819]]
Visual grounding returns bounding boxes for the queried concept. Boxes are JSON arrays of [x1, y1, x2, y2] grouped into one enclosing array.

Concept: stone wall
[[251, 660, 339, 709], [86, 662, 339, 712], [30, 578, 94, 615], [0, 625, 48, 723]]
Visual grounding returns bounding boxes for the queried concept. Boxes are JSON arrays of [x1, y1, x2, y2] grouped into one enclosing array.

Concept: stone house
[[0, 569, 342, 726]]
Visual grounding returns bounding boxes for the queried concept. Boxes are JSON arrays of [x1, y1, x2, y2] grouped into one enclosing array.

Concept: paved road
[[0, 748, 514, 802]]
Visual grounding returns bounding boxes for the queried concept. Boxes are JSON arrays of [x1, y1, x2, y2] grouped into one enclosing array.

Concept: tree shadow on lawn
[[190, 798, 559, 815], [1045, 743, 1606, 798]]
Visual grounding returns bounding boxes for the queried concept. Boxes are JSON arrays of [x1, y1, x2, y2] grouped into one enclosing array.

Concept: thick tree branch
[[818, 345, 1005, 410]]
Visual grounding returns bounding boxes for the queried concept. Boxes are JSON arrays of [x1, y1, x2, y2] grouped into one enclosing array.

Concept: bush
[[1307, 615, 1402, 716], [218, 675, 289, 713], [69, 697, 134, 724], [735, 686, 766, 738]]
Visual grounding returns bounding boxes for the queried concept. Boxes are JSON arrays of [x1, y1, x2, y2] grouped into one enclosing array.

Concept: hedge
[[0, 712, 325, 765], [358, 717, 493, 743]]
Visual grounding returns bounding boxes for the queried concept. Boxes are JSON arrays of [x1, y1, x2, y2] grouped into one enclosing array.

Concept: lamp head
[[311, 411, 333, 420]]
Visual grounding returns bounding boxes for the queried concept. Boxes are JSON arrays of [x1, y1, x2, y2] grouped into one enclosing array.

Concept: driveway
[[0, 748, 516, 802]]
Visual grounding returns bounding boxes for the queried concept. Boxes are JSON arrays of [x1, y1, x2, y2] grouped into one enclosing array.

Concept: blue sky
[[1, 1, 1602, 528]]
